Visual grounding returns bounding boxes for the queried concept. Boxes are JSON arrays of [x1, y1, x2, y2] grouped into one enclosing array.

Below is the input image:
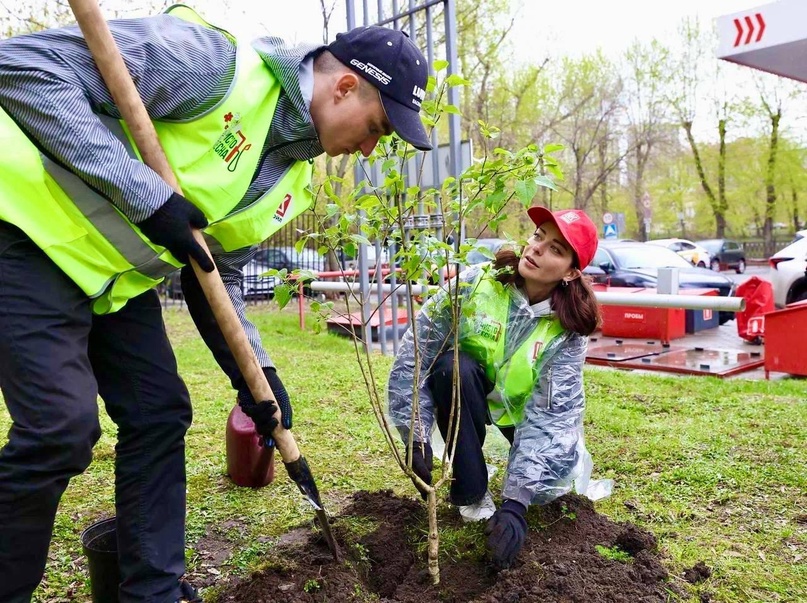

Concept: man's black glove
[[405, 441, 433, 500], [485, 500, 528, 570], [136, 193, 215, 272], [238, 398, 279, 442], [238, 367, 293, 447]]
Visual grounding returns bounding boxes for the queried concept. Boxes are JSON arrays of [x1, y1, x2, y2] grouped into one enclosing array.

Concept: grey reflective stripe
[[203, 233, 225, 255], [41, 121, 177, 279]]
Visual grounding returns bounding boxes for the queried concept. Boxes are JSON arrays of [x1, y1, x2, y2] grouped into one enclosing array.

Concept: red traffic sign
[[733, 12, 766, 47], [602, 212, 614, 225]]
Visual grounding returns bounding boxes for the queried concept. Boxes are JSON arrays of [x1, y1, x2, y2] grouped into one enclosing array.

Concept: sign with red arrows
[[716, 0, 807, 85], [733, 12, 766, 47]]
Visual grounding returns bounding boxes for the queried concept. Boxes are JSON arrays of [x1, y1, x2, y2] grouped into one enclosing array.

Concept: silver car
[[768, 237, 807, 307]]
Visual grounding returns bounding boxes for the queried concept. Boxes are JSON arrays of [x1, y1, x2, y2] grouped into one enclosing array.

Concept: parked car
[[646, 238, 711, 267], [768, 237, 807, 307], [250, 246, 326, 297], [241, 257, 279, 299], [791, 229, 807, 243], [255, 246, 325, 273], [584, 241, 737, 324], [695, 238, 746, 273]]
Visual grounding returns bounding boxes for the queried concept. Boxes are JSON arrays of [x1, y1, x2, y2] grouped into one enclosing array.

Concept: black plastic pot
[[80, 517, 120, 603]]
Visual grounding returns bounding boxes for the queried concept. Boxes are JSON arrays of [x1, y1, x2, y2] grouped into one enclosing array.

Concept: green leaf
[[446, 74, 470, 87], [515, 179, 539, 204], [546, 164, 565, 180], [534, 175, 558, 191], [273, 284, 292, 309], [543, 143, 565, 154], [443, 104, 462, 115], [433, 59, 449, 72]]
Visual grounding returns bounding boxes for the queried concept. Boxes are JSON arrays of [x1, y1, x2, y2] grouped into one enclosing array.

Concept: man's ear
[[334, 72, 360, 101]]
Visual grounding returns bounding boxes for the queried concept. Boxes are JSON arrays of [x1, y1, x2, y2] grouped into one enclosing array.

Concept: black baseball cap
[[328, 26, 432, 151]]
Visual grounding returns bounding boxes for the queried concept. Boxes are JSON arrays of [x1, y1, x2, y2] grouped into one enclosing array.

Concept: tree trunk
[[681, 120, 725, 237], [716, 118, 728, 238], [763, 110, 781, 258]]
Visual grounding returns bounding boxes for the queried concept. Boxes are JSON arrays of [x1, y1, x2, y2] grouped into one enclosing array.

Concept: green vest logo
[[479, 318, 502, 342], [214, 112, 252, 172]]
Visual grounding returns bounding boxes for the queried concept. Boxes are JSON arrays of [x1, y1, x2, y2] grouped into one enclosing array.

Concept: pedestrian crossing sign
[[603, 223, 618, 239]]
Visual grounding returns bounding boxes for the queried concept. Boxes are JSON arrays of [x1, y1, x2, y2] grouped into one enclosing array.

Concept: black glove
[[405, 441, 433, 500], [239, 367, 293, 447], [485, 500, 528, 570], [136, 193, 215, 272], [239, 398, 279, 440]]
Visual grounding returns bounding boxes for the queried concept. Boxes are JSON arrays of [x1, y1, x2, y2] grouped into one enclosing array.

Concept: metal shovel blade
[[283, 456, 341, 561]]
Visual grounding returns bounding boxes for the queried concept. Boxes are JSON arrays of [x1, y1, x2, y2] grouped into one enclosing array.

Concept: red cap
[[526, 206, 598, 269]]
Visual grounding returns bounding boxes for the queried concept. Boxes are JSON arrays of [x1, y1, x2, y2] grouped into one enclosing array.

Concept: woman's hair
[[492, 249, 602, 336]]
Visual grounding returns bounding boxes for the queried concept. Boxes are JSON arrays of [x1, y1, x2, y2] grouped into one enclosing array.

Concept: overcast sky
[[196, 0, 767, 58]]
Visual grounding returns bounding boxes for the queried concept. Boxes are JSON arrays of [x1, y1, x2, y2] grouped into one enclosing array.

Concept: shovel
[[67, 0, 340, 562]]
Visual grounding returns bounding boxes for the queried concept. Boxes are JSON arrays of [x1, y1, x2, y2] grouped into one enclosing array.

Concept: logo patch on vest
[[213, 112, 252, 172], [478, 318, 502, 342], [273, 194, 292, 223], [531, 341, 544, 362]]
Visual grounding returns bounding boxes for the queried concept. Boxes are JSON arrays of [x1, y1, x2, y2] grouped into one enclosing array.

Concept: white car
[[768, 237, 807, 307], [241, 258, 279, 299], [646, 238, 711, 267]]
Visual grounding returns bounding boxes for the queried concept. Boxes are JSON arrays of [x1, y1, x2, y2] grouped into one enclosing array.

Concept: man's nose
[[359, 135, 381, 157]]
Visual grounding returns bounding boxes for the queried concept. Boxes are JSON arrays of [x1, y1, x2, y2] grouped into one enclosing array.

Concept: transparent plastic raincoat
[[387, 264, 602, 508]]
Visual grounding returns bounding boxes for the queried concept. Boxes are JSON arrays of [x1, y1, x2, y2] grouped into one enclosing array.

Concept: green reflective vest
[[0, 4, 313, 314], [459, 276, 566, 427]]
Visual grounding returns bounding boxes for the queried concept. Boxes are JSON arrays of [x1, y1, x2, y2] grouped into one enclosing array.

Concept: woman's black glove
[[405, 441, 433, 500], [136, 193, 214, 272], [485, 500, 528, 570], [238, 367, 293, 447]]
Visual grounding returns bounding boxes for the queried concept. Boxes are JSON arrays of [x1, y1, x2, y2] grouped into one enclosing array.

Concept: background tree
[[622, 39, 674, 241], [547, 52, 626, 212], [665, 17, 744, 238]]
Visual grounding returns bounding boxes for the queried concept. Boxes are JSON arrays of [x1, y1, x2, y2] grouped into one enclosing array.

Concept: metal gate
[[344, 0, 463, 354]]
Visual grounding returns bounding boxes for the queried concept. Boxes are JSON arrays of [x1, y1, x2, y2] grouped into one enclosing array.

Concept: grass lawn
[[1, 302, 805, 602]]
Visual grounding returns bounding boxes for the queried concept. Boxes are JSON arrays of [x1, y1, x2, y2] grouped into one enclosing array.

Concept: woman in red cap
[[387, 206, 605, 570]]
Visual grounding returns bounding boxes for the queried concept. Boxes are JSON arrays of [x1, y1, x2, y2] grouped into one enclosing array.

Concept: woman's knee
[[431, 350, 483, 379]]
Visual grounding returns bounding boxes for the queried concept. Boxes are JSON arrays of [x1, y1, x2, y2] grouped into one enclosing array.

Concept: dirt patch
[[683, 561, 713, 584], [214, 490, 689, 602]]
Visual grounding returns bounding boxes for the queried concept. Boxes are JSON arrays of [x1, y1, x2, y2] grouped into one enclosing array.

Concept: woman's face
[[518, 221, 578, 288]]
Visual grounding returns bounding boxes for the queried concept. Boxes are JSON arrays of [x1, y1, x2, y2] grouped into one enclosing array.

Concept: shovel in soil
[[67, 0, 341, 562]]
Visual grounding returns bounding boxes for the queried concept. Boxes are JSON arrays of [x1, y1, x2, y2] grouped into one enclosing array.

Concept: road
[[726, 264, 769, 286]]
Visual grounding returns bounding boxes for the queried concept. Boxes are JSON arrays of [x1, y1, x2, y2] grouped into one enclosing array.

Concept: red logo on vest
[[273, 194, 292, 222]]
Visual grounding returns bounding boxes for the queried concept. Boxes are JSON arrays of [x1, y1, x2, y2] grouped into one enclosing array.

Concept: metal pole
[[308, 282, 746, 312]]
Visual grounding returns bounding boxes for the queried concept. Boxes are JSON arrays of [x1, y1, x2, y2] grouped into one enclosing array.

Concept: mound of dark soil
[[214, 490, 685, 602]]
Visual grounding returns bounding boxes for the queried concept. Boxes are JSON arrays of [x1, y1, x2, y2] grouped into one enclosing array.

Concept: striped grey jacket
[[0, 14, 327, 370]]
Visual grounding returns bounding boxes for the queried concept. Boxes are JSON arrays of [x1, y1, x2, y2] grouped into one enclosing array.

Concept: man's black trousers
[[0, 221, 192, 602]]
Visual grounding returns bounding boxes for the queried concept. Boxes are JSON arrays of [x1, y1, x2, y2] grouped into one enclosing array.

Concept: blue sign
[[603, 223, 618, 239]]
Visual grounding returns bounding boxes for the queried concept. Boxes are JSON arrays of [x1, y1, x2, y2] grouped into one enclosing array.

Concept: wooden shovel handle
[[67, 0, 299, 462]]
